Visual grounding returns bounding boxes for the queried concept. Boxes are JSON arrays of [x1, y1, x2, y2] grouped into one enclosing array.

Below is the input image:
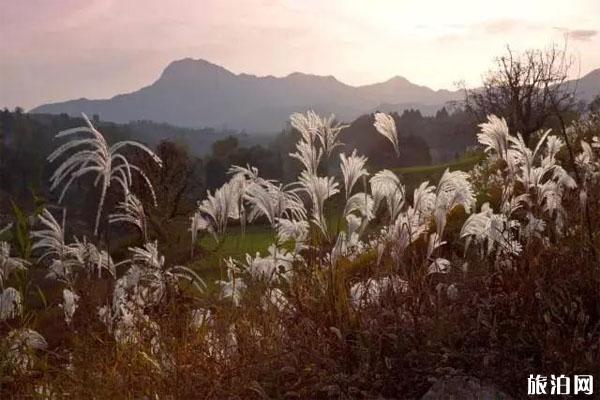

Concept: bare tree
[[126, 140, 203, 244], [464, 44, 577, 144]]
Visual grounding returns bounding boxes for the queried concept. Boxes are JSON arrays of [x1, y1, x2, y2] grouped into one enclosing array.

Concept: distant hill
[[30, 59, 600, 133], [576, 68, 600, 103], [31, 58, 462, 133]]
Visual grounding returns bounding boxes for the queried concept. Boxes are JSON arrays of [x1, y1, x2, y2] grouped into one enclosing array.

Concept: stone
[[420, 375, 514, 400]]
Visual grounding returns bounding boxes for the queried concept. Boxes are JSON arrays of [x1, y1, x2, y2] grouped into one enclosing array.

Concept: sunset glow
[[1, 0, 599, 109]]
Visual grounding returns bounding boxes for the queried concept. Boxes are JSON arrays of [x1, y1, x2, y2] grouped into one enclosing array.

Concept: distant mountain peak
[[584, 67, 600, 79], [26, 59, 462, 131], [576, 67, 600, 102], [166, 57, 223, 69], [159, 58, 234, 81], [285, 71, 341, 83], [31, 57, 597, 133], [386, 75, 411, 85]]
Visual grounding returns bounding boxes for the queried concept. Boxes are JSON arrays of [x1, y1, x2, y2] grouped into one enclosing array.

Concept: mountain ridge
[[31, 58, 600, 133]]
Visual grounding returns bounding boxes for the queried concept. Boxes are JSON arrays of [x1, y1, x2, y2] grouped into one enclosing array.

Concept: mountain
[[30, 59, 600, 132], [576, 68, 600, 103], [31, 58, 461, 132]]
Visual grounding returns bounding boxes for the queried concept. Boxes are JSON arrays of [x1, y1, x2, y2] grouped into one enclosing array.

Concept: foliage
[[463, 45, 578, 144], [1, 103, 599, 399], [47, 113, 162, 235]]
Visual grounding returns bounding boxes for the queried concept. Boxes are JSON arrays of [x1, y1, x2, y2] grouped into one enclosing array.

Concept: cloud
[[429, 18, 549, 39], [482, 19, 521, 34], [568, 29, 598, 41]]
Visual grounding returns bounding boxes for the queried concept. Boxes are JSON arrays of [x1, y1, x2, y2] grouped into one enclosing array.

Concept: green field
[[191, 224, 275, 281], [393, 153, 483, 192], [189, 153, 484, 280], [0, 154, 484, 283]]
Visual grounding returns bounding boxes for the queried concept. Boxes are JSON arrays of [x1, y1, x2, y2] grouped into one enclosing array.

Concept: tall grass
[[1, 111, 599, 399]]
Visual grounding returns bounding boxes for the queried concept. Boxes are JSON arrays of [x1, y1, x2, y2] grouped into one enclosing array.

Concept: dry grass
[[2, 114, 600, 399]]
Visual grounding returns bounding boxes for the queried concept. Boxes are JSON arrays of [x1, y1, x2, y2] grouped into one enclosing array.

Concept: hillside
[[31, 58, 462, 132], [31, 59, 600, 134], [577, 67, 600, 103]]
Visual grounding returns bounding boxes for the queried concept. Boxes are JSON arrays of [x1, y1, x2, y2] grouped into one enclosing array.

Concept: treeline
[[341, 107, 477, 166], [0, 106, 476, 222], [0, 108, 218, 223], [0, 110, 243, 205]]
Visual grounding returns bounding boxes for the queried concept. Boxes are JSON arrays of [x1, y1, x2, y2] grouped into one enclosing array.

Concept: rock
[[420, 376, 514, 400], [321, 384, 341, 397]]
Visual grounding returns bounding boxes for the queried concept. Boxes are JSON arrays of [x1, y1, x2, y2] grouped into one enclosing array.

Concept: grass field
[[191, 224, 275, 282], [0, 154, 485, 285], [189, 152, 485, 281], [393, 152, 484, 192]]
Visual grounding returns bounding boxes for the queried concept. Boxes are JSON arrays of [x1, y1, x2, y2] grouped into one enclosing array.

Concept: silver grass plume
[[290, 140, 323, 176], [216, 262, 246, 306], [343, 192, 374, 221], [31, 208, 67, 263], [433, 169, 475, 238], [388, 208, 429, 264], [340, 150, 369, 199], [109, 193, 148, 240], [61, 288, 80, 325], [32, 211, 115, 282], [297, 171, 339, 240], [0, 242, 29, 287], [350, 276, 408, 308], [127, 241, 206, 295], [194, 175, 245, 241], [374, 112, 400, 156], [189, 211, 211, 256], [48, 113, 162, 235], [4, 328, 48, 374], [290, 111, 321, 144], [241, 245, 294, 283], [370, 169, 405, 223], [244, 180, 306, 227], [276, 218, 309, 252], [0, 287, 22, 321], [314, 113, 347, 157], [460, 203, 522, 257], [227, 165, 263, 234], [290, 110, 346, 158], [477, 115, 510, 161], [412, 181, 437, 219], [67, 237, 115, 279]]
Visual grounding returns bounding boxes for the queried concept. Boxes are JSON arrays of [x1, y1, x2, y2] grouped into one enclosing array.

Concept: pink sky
[[1, 0, 599, 109]]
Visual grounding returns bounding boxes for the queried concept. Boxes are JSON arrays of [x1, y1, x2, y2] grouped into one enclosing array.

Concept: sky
[[1, 0, 599, 110]]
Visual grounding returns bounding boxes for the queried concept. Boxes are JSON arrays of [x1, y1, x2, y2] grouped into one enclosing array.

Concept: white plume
[[48, 113, 162, 235], [374, 113, 400, 156], [340, 150, 369, 198]]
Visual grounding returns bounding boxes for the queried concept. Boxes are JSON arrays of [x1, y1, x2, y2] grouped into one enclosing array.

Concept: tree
[[136, 140, 203, 218], [589, 95, 600, 115], [205, 158, 227, 190], [435, 107, 449, 119], [464, 45, 577, 144], [211, 136, 239, 159]]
